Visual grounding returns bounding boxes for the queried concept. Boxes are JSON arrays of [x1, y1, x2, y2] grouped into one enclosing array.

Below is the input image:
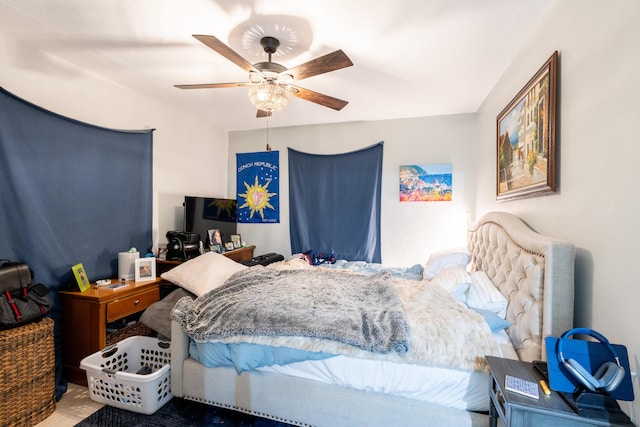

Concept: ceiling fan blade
[[290, 85, 349, 111], [287, 50, 353, 81], [256, 110, 272, 118], [174, 82, 249, 89], [192, 34, 259, 74]]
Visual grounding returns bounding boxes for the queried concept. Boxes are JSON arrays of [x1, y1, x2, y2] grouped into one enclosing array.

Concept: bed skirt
[[171, 321, 490, 427]]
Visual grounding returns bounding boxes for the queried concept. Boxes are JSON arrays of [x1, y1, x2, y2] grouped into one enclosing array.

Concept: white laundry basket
[[80, 335, 171, 414]]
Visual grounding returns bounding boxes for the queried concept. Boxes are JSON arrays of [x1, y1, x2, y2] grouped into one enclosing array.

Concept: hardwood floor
[[35, 383, 103, 427]]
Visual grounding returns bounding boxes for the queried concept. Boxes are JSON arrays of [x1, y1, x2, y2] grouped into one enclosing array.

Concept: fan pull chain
[[266, 118, 272, 152]]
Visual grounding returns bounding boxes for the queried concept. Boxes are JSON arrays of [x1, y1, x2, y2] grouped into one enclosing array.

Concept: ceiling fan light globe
[[249, 71, 262, 83], [277, 73, 294, 84], [248, 82, 289, 112]]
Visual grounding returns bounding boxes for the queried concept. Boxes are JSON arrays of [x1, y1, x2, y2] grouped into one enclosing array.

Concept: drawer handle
[[134, 299, 140, 305]]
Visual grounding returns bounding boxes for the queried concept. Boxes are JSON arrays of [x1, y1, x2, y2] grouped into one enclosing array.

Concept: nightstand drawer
[[106, 287, 159, 322]]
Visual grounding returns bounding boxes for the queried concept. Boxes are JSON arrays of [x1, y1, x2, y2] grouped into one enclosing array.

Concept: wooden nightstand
[[59, 278, 162, 386], [156, 245, 256, 274], [486, 356, 634, 427], [221, 245, 255, 263]]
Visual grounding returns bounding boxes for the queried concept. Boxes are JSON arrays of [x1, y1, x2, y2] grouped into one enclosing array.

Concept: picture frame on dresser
[[71, 263, 91, 292], [497, 50, 558, 201], [208, 228, 222, 246], [230, 234, 242, 249], [134, 257, 156, 282]]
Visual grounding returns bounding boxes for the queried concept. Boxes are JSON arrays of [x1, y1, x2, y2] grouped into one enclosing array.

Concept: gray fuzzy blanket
[[171, 266, 409, 354]]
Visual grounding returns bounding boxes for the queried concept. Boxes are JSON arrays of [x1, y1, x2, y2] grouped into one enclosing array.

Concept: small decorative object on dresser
[[71, 262, 91, 292], [208, 229, 222, 246], [135, 257, 156, 282], [230, 234, 242, 249]]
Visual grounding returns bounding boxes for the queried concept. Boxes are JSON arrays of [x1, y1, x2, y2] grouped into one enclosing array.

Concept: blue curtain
[[0, 87, 153, 399], [288, 142, 383, 262]]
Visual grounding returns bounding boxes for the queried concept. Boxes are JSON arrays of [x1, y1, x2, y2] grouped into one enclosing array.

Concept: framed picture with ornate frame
[[497, 51, 558, 201]]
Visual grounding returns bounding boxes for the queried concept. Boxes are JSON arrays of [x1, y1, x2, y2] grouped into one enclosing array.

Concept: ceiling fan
[[175, 35, 353, 117]]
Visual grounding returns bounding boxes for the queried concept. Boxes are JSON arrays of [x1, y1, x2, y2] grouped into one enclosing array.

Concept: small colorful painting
[[399, 163, 452, 202]]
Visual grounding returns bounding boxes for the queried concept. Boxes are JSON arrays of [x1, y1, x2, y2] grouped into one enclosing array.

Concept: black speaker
[[166, 231, 200, 261]]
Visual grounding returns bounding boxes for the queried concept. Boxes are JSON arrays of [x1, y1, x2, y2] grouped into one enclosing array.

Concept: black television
[[184, 196, 238, 247]]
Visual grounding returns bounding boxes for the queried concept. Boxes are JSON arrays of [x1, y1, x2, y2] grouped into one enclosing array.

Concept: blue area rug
[[75, 398, 294, 427]]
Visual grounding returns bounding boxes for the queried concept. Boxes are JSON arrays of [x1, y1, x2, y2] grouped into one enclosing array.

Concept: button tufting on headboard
[[467, 212, 575, 363]]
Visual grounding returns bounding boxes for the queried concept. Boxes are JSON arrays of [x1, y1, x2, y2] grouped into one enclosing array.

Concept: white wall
[[5, 2, 639, 416], [0, 31, 228, 250], [228, 115, 477, 265], [476, 0, 640, 417]]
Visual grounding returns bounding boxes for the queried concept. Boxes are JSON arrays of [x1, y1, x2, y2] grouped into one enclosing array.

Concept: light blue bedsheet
[[319, 259, 424, 281], [190, 340, 335, 374]]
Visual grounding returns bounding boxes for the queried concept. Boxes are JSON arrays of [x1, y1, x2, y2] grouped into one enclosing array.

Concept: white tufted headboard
[[467, 211, 575, 362]]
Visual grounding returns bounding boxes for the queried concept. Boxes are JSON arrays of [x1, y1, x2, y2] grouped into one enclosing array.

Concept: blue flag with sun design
[[236, 151, 280, 223]]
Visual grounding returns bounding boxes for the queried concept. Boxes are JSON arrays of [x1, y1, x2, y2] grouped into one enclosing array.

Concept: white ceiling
[[0, 0, 553, 131]]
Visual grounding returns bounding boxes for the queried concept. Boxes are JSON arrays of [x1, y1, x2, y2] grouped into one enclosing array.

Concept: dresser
[[60, 246, 255, 386], [60, 278, 163, 386], [156, 245, 256, 274]]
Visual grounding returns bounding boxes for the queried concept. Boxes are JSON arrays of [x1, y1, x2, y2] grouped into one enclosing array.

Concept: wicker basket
[[0, 318, 56, 427], [106, 321, 156, 346]]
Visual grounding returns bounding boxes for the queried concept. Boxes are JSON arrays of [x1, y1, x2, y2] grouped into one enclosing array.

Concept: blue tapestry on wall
[[0, 86, 153, 400], [236, 151, 280, 223], [288, 142, 383, 263]]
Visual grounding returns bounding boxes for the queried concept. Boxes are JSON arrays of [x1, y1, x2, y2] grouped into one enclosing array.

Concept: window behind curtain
[[288, 142, 383, 262], [0, 87, 153, 399]]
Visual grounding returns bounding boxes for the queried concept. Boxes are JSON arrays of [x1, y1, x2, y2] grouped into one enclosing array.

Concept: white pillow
[[467, 270, 508, 319], [160, 252, 247, 297], [429, 265, 472, 303], [423, 247, 471, 279]]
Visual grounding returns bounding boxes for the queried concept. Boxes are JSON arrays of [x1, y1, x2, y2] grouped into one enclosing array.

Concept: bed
[[161, 211, 575, 427]]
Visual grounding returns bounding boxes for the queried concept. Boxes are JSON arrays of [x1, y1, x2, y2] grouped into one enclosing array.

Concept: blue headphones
[[558, 328, 625, 392]]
